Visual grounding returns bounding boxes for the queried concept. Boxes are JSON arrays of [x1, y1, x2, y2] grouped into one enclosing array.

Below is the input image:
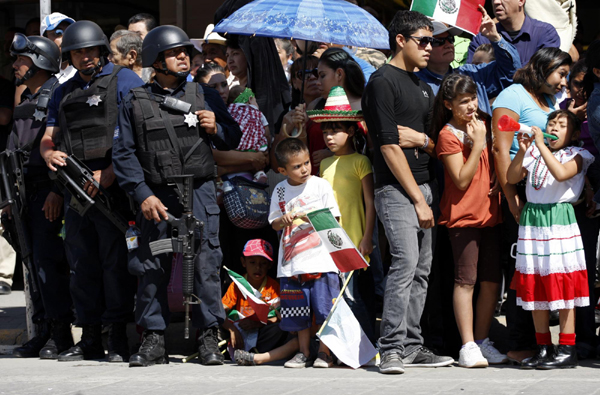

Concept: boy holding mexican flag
[[221, 240, 287, 357]]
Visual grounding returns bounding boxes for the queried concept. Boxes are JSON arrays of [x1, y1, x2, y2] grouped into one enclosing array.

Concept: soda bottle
[[125, 221, 141, 252]]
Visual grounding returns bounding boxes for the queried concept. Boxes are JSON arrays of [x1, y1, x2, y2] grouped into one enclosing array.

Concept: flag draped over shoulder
[[306, 208, 369, 273], [317, 297, 378, 369], [410, 0, 485, 36], [224, 266, 275, 324]]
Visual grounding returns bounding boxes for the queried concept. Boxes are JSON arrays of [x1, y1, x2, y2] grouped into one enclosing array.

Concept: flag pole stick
[[316, 270, 355, 337]]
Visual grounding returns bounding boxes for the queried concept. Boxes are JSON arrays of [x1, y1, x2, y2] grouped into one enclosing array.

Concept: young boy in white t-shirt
[[268, 138, 341, 369]]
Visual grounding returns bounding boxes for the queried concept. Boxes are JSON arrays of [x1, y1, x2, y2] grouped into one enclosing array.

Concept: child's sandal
[[234, 349, 256, 366]]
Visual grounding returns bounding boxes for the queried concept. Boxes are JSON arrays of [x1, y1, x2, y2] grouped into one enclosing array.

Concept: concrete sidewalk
[[3, 291, 600, 394]]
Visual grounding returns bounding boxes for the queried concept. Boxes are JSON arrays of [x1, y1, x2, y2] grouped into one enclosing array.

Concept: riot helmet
[[142, 25, 194, 79], [10, 33, 61, 85], [61, 20, 111, 76]]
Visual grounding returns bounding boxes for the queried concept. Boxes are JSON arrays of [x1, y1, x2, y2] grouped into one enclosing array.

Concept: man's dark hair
[[388, 10, 433, 53], [127, 13, 157, 32], [547, 109, 581, 135], [275, 138, 309, 168]]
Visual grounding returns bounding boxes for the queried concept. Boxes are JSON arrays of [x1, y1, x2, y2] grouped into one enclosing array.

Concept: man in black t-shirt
[[362, 10, 453, 374]]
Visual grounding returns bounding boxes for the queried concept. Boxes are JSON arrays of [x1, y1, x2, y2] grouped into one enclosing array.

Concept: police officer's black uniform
[[7, 34, 74, 359], [44, 21, 143, 362], [112, 25, 241, 367]]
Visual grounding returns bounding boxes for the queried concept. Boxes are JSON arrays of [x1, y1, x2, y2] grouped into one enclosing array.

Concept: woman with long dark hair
[[492, 47, 572, 363]]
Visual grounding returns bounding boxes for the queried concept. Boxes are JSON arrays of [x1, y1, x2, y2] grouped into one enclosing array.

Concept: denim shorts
[[279, 272, 341, 332]]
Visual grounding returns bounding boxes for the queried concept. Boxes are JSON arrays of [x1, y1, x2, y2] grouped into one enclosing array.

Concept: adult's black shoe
[[58, 325, 105, 361], [0, 281, 11, 295], [537, 345, 578, 369], [198, 327, 223, 365], [521, 345, 556, 369], [13, 324, 50, 358], [107, 323, 130, 363], [40, 321, 74, 359], [129, 331, 168, 367]]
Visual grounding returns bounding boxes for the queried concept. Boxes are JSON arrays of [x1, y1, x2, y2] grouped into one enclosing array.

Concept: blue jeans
[[374, 182, 436, 357]]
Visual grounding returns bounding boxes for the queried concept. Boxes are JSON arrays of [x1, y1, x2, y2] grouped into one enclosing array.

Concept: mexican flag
[[306, 208, 369, 273], [318, 296, 378, 369], [410, 0, 485, 36], [224, 266, 274, 324]]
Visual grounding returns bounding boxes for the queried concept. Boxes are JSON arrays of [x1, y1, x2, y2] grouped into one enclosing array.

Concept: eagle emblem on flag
[[440, 0, 458, 14]]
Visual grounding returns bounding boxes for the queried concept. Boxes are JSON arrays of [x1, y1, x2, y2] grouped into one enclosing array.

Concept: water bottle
[[125, 221, 141, 252], [222, 180, 233, 194]]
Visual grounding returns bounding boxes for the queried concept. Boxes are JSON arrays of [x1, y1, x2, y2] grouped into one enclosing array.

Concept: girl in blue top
[[492, 47, 572, 364]]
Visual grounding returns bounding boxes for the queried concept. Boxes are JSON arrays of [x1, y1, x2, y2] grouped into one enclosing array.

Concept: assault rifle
[[0, 150, 37, 293], [49, 155, 128, 234], [148, 175, 203, 339]]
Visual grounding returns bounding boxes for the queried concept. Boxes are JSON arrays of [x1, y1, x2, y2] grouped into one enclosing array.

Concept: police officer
[[112, 25, 241, 367], [40, 20, 143, 362], [7, 34, 74, 359]]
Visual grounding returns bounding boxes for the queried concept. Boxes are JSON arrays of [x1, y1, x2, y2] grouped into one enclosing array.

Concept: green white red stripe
[[410, 0, 485, 36], [306, 208, 369, 273], [224, 266, 272, 324]]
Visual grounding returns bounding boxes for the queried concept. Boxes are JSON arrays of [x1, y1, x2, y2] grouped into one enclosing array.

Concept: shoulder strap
[[98, 65, 123, 90], [35, 77, 60, 111], [132, 87, 159, 120]]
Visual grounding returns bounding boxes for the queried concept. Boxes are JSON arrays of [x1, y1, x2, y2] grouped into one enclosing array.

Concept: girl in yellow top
[[308, 86, 377, 342]]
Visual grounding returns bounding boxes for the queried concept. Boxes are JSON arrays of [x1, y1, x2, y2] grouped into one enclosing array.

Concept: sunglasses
[[408, 36, 437, 48], [432, 35, 455, 47], [295, 68, 319, 80], [52, 29, 64, 36]]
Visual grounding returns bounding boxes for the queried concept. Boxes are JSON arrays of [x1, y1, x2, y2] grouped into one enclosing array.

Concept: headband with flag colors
[[307, 86, 364, 123], [410, 0, 485, 37]]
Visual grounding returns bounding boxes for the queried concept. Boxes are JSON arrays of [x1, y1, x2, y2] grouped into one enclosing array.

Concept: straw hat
[[307, 86, 363, 123]]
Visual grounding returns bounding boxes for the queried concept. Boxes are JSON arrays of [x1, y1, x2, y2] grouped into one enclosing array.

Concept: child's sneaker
[[313, 351, 333, 368], [253, 170, 268, 184], [479, 338, 508, 364], [284, 352, 308, 368], [458, 342, 488, 368]]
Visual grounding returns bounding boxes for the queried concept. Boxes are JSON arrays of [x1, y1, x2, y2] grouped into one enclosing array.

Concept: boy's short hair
[[547, 109, 581, 135], [275, 138, 309, 168], [388, 10, 433, 53]]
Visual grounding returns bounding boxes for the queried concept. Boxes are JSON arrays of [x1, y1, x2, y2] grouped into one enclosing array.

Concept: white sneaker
[[479, 338, 508, 364], [458, 342, 488, 368]]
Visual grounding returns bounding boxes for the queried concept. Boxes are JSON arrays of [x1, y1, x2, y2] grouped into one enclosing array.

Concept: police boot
[[537, 345, 578, 369], [129, 330, 169, 367], [198, 326, 224, 365], [13, 322, 50, 358], [40, 321, 74, 359], [107, 323, 130, 363], [58, 324, 105, 361]]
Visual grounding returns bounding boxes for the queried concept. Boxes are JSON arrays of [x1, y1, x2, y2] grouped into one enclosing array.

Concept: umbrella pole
[[300, 40, 310, 104]]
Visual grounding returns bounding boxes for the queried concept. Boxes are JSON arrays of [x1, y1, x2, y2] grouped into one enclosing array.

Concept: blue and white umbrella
[[213, 0, 390, 50]]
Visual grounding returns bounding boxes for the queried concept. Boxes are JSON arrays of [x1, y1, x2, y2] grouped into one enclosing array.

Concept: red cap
[[242, 239, 273, 261]]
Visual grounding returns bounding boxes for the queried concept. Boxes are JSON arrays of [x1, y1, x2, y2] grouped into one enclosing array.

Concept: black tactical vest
[[11, 77, 60, 171], [58, 65, 122, 161], [130, 82, 216, 186]]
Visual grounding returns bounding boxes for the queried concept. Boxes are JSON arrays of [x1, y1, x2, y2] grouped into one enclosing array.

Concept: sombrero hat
[[307, 86, 363, 123]]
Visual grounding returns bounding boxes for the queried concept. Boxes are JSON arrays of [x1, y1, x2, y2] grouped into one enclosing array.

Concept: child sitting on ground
[[222, 239, 288, 357], [227, 86, 271, 184], [268, 138, 342, 369]]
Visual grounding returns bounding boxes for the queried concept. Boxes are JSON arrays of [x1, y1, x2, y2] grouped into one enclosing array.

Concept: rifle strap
[[159, 107, 185, 165]]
